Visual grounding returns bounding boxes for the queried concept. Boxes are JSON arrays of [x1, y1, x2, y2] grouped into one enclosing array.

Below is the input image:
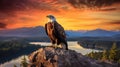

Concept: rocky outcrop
[[28, 47, 118, 67]]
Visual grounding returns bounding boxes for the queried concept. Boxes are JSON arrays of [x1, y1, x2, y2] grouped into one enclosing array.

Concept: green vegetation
[[78, 40, 120, 50], [14, 64, 17, 67], [0, 40, 41, 57], [86, 42, 120, 63], [20, 56, 28, 67], [86, 51, 103, 60], [101, 50, 108, 61], [0, 40, 42, 66], [109, 42, 117, 62], [14, 56, 28, 67], [0, 40, 27, 51]]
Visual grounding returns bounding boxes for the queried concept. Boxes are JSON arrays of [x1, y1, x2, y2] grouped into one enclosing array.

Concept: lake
[[0, 41, 100, 67]]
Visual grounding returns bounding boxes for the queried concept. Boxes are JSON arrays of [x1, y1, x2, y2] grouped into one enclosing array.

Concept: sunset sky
[[0, 0, 120, 30]]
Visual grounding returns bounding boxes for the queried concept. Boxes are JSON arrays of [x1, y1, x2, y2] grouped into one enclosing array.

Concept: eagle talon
[[48, 45, 55, 48], [49, 45, 58, 49], [54, 45, 58, 49]]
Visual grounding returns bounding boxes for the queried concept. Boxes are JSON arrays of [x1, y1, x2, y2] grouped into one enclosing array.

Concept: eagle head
[[46, 15, 56, 22]]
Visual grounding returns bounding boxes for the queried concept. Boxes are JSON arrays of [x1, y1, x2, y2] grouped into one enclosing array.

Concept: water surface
[[0, 41, 100, 67]]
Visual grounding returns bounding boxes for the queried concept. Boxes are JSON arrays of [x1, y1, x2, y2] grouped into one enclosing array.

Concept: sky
[[0, 0, 120, 30]]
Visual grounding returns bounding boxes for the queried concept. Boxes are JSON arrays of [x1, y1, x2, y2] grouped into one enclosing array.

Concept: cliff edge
[[28, 47, 117, 67]]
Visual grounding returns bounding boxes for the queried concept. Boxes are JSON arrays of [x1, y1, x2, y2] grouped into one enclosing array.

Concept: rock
[[28, 47, 118, 67]]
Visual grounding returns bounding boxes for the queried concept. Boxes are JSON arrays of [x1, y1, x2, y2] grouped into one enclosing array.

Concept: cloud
[[0, 22, 7, 28], [75, 21, 120, 30], [20, 17, 34, 21], [0, 0, 119, 30], [0, 0, 119, 14], [105, 21, 120, 25], [100, 8, 118, 11], [98, 21, 120, 30], [0, 0, 28, 13], [67, 0, 120, 9], [0, 0, 58, 13], [99, 21, 120, 25], [115, 27, 120, 30], [0, 0, 60, 24]]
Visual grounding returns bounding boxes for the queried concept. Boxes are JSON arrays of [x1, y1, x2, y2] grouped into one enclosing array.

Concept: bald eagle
[[45, 15, 68, 50]]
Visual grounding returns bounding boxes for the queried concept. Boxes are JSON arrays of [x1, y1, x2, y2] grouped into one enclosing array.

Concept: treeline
[[78, 40, 120, 50], [0, 36, 50, 42], [86, 43, 120, 63], [0, 40, 41, 58]]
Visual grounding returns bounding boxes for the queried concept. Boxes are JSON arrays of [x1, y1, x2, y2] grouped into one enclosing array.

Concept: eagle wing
[[45, 22, 56, 44], [54, 22, 66, 38], [45, 22, 54, 36], [45, 23, 48, 35], [53, 21, 68, 48]]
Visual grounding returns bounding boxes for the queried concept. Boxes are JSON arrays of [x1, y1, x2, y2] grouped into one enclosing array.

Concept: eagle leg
[[56, 40, 61, 45], [51, 40, 55, 44], [61, 43, 68, 50]]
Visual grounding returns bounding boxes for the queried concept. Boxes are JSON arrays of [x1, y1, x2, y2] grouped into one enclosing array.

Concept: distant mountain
[[0, 26, 47, 37], [0, 26, 86, 38], [82, 29, 119, 37], [65, 30, 86, 38], [66, 29, 120, 37], [114, 34, 120, 37], [0, 26, 119, 37]]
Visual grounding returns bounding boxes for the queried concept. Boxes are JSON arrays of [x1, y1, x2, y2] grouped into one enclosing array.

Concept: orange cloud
[[0, 0, 120, 30]]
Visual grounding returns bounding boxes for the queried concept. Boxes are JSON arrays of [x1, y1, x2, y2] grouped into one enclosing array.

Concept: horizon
[[0, 25, 120, 31], [0, 0, 120, 30]]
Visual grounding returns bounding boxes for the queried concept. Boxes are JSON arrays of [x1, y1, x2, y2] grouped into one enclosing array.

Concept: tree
[[102, 50, 107, 61], [14, 64, 17, 67], [89, 51, 94, 59], [20, 56, 28, 67], [109, 42, 117, 62]]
